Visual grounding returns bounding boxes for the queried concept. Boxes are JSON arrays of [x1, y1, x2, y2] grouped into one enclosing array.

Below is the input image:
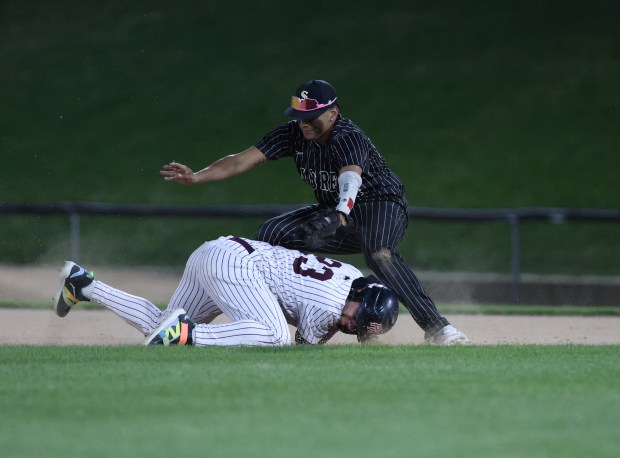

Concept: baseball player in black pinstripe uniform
[[53, 236, 399, 346], [161, 80, 468, 345]]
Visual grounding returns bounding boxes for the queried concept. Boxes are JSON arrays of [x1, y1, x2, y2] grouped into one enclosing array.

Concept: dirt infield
[[1, 265, 619, 345], [2, 309, 619, 345]]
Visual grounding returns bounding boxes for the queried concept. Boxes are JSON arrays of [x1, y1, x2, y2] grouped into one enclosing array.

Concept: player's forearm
[[193, 155, 242, 183], [194, 147, 266, 183], [335, 165, 363, 218]]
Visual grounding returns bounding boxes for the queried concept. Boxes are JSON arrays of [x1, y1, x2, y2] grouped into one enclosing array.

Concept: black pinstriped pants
[[255, 202, 450, 333]]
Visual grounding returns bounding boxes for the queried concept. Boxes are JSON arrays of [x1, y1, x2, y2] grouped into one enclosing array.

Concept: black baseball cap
[[284, 79, 338, 119]]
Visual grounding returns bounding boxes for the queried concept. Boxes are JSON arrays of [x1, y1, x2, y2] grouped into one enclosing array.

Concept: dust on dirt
[[1, 265, 619, 345]]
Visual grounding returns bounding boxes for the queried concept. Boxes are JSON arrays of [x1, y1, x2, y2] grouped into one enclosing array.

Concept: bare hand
[[160, 162, 196, 185]]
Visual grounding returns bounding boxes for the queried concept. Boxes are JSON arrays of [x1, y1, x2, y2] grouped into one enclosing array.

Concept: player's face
[[298, 108, 337, 143], [338, 300, 360, 333]]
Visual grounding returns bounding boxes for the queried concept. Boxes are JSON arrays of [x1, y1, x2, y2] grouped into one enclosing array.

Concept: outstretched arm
[[160, 146, 267, 185]]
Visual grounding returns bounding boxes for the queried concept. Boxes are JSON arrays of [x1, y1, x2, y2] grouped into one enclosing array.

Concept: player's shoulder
[[284, 119, 298, 130], [332, 116, 362, 134], [264, 120, 297, 137], [331, 116, 369, 144]]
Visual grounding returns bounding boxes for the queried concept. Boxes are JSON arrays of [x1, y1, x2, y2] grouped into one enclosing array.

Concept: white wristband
[[335, 171, 362, 215]]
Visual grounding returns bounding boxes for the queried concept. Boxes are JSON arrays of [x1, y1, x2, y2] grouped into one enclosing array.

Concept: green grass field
[[1, 345, 618, 458]]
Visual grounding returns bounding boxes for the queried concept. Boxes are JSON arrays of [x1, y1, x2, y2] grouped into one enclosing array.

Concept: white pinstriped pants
[[91, 238, 291, 346]]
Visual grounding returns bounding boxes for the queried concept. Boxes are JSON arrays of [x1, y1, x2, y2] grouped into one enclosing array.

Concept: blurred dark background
[[1, 0, 618, 275]]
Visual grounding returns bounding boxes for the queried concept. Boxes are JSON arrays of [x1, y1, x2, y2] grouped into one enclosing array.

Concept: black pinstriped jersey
[[255, 116, 407, 209]]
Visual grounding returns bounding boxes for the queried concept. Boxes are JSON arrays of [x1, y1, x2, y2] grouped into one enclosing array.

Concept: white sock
[[81, 282, 95, 300]]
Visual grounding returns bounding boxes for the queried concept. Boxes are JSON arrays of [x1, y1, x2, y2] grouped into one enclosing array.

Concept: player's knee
[[370, 248, 392, 264], [272, 325, 292, 346], [255, 220, 288, 246], [254, 222, 273, 243], [365, 248, 397, 274]]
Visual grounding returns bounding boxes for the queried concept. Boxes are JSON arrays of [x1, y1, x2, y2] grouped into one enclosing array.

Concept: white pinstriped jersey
[[225, 237, 363, 344], [89, 236, 364, 346]]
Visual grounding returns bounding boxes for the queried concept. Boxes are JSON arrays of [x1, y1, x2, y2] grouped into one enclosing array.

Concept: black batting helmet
[[353, 281, 399, 341]]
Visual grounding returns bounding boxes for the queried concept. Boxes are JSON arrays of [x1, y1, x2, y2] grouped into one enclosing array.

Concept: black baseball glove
[[299, 209, 344, 250], [295, 329, 337, 345]]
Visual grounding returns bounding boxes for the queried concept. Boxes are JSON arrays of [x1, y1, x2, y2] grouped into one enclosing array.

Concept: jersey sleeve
[[270, 248, 362, 345], [255, 122, 295, 160], [295, 304, 340, 344], [293, 258, 362, 344], [330, 131, 370, 170]]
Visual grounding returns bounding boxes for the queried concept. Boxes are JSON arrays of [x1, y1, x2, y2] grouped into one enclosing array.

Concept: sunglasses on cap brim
[[290, 96, 337, 111]]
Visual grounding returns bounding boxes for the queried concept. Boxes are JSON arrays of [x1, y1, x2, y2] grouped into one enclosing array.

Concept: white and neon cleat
[[144, 308, 195, 346], [53, 261, 94, 317]]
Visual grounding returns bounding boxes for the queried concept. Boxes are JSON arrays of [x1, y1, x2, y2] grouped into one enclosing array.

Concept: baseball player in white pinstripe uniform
[[160, 79, 469, 345], [53, 236, 399, 346]]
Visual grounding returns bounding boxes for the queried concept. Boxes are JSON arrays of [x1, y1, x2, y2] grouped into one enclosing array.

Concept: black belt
[[229, 236, 255, 254]]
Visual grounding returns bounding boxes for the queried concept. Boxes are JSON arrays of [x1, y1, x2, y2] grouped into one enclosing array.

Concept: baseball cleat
[[424, 325, 470, 346], [144, 308, 195, 346], [53, 261, 94, 317]]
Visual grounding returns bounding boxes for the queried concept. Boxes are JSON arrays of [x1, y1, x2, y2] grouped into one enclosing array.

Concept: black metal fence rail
[[3, 202, 620, 303]]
